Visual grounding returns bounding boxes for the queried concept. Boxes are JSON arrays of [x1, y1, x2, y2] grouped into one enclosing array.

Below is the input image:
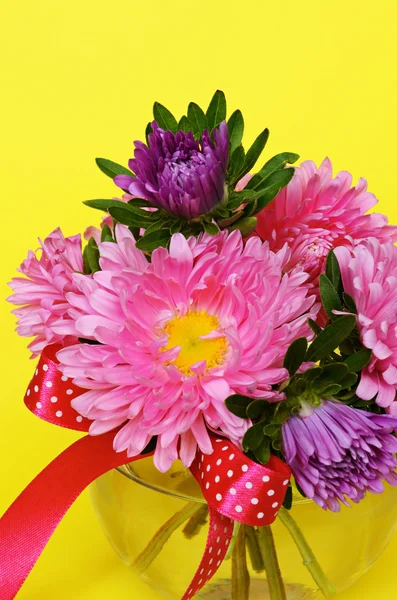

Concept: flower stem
[[245, 526, 265, 573], [278, 507, 336, 598], [232, 525, 250, 600], [133, 502, 198, 575], [257, 525, 287, 600], [182, 505, 208, 539]]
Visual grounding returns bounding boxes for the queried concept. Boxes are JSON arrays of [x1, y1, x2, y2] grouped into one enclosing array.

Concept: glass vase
[[90, 456, 397, 599]]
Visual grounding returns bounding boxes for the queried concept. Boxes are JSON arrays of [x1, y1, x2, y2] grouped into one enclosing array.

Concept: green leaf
[[206, 90, 227, 131], [202, 221, 220, 235], [229, 216, 257, 237], [337, 372, 358, 391], [254, 168, 295, 212], [100, 224, 113, 242], [242, 422, 266, 452], [187, 102, 208, 137], [302, 367, 323, 382], [109, 206, 152, 228], [84, 199, 134, 212], [225, 394, 252, 418], [249, 152, 300, 189], [135, 229, 171, 252], [344, 349, 372, 372], [254, 439, 271, 464], [319, 274, 342, 319], [153, 102, 178, 132], [83, 239, 100, 274], [343, 293, 358, 314], [305, 315, 357, 363], [178, 115, 191, 133], [218, 211, 244, 228], [284, 337, 308, 377], [170, 221, 182, 234], [308, 318, 322, 335], [227, 109, 244, 154], [95, 158, 134, 179], [229, 145, 246, 180], [240, 128, 269, 179], [325, 250, 341, 293], [320, 383, 342, 397], [143, 219, 169, 235], [246, 399, 268, 420], [316, 363, 349, 383], [145, 122, 153, 144]]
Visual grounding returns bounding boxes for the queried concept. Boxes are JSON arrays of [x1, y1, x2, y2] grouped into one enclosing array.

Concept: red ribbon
[[0, 345, 291, 599]]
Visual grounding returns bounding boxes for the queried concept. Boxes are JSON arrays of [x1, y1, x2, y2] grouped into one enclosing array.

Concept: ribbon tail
[[0, 432, 149, 600], [181, 506, 234, 600]]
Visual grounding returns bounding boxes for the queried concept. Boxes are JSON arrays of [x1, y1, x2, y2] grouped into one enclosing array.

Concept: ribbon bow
[[0, 345, 291, 599]]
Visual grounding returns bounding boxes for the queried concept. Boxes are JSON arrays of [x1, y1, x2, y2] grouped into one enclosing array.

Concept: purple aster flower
[[282, 400, 397, 511], [114, 121, 229, 220]]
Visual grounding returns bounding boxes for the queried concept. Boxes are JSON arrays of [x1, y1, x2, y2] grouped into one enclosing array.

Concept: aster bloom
[[282, 400, 397, 511], [335, 240, 397, 409], [8, 228, 84, 356], [255, 158, 397, 284], [113, 121, 229, 220], [56, 225, 317, 471]]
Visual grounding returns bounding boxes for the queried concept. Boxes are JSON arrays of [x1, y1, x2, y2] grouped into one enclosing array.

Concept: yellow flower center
[[163, 310, 227, 376]]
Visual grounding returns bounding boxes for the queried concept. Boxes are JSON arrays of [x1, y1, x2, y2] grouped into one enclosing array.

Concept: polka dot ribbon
[[0, 345, 291, 600]]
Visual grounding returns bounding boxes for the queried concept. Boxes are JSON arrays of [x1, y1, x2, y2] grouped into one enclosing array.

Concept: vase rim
[[116, 460, 313, 507]]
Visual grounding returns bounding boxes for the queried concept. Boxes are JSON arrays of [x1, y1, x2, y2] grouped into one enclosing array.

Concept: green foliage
[[227, 109, 244, 154], [206, 90, 227, 131], [153, 102, 178, 132], [95, 158, 134, 179], [283, 337, 308, 377], [187, 102, 208, 137]]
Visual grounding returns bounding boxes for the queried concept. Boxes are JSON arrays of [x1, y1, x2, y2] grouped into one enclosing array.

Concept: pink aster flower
[[255, 158, 397, 284], [335, 240, 397, 411], [56, 226, 318, 471], [8, 228, 84, 356]]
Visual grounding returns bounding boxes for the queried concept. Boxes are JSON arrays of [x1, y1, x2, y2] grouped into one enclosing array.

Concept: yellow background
[[1, 0, 397, 598]]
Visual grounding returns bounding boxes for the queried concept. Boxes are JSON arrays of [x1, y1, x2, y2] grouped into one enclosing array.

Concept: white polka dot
[[230, 487, 236, 495], [205, 482, 210, 489], [215, 475, 220, 483], [245, 482, 253, 489], [216, 493, 222, 501], [217, 548, 222, 555], [34, 385, 39, 393], [209, 558, 213, 565], [61, 375, 68, 382], [267, 489, 275, 496], [206, 464, 211, 472], [225, 538, 229, 545], [26, 389, 30, 396], [262, 475, 270, 482], [201, 472, 204, 479], [66, 389, 73, 395], [50, 396, 58, 403], [43, 364, 48, 372], [227, 470, 233, 477], [208, 569, 212, 576], [217, 559, 222, 566], [272, 502, 279, 509], [76, 416, 83, 423], [35, 369, 38, 376], [209, 546, 213, 553], [216, 459, 222, 466], [198, 579, 202, 585], [216, 536, 220, 543], [45, 381, 52, 388], [224, 526, 228, 533], [55, 410, 63, 418], [242, 464, 248, 472], [283, 479, 289, 486], [215, 438, 222, 443], [257, 512, 264, 519], [214, 524, 217, 531], [201, 455, 205, 462], [36, 401, 42, 409], [229, 453, 235, 460], [222, 446, 228, 451], [200, 568, 204, 575], [251, 497, 259, 505], [235, 505, 242, 513]]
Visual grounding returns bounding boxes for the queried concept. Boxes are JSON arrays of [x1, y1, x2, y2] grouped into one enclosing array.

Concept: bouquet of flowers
[[3, 90, 397, 600]]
